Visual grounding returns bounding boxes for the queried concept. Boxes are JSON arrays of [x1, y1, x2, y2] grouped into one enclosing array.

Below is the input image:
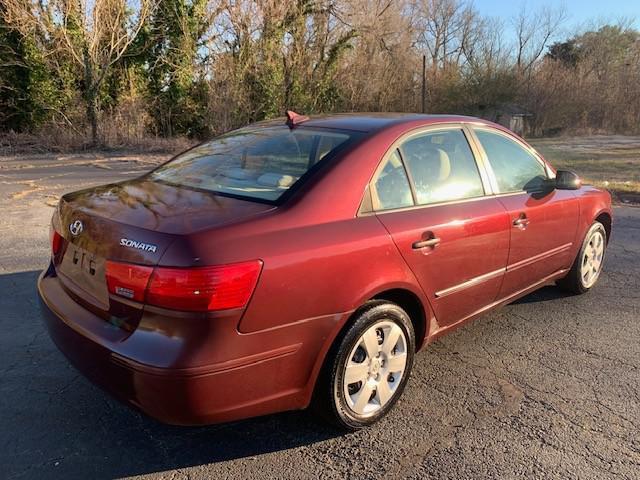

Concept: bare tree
[[512, 3, 567, 75], [333, 0, 419, 111], [411, 0, 480, 73], [4, 0, 155, 144]]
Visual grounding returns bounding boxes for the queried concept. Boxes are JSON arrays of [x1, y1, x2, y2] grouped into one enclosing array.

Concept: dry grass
[[530, 136, 640, 203], [0, 130, 193, 156]]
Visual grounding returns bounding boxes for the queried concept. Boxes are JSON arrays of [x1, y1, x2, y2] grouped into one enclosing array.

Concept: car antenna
[[285, 110, 309, 128]]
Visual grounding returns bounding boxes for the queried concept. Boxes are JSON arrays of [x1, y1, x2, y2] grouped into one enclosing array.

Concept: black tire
[[557, 221, 607, 294], [313, 300, 416, 430]]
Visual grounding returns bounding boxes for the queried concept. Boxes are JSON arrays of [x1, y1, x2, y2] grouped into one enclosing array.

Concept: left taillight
[[50, 227, 62, 255], [146, 261, 263, 312], [105, 260, 263, 312]]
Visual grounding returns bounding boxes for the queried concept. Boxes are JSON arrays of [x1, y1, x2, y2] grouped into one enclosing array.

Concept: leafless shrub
[[2, 0, 639, 148]]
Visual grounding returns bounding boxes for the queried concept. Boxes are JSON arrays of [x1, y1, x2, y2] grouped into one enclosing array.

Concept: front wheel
[[314, 301, 415, 430], [557, 221, 607, 294]]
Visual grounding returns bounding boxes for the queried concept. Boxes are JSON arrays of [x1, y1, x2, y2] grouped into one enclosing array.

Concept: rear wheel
[[314, 301, 415, 430], [557, 221, 607, 294]]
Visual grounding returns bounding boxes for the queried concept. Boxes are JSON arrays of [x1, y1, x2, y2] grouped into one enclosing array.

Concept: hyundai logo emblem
[[69, 220, 84, 236]]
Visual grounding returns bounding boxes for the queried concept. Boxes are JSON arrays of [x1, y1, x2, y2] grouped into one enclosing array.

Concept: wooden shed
[[476, 104, 533, 136]]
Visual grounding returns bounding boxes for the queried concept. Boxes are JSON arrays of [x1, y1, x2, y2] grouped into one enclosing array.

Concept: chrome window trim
[[373, 191, 499, 216], [396, 148, 419, 206], [369, 149, 415, 212], [358, 183, 374, 214], [367, 123, 496, 214]]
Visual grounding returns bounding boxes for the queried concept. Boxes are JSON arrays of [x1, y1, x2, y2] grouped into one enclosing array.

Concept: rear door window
[[372, 150, 414, 210], [400, 129, 485, 205]]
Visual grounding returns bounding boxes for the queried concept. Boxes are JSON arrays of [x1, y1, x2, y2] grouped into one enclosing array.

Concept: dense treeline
[[1, 0, 639, 148]]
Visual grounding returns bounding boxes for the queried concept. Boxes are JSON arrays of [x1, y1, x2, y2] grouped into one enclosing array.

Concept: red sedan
[[38, 113, 612, 429]]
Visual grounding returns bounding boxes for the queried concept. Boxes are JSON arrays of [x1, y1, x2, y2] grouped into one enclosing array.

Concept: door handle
[[412, 235, 441, 250], [513, 214, 530, 229]]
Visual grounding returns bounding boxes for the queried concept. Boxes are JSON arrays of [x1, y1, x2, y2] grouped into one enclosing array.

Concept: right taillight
[[105, 260, 262, 312]]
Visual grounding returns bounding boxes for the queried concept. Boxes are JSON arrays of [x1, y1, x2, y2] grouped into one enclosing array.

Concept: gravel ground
[[1, 153, 639, 479]]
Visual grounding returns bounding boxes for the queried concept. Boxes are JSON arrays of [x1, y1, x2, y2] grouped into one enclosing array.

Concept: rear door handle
[[513, 214, 530, 229], [412, 235, 441, 250]]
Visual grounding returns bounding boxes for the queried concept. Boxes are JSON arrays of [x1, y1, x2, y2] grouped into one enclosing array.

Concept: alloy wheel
[[580, 229, 605, 288]]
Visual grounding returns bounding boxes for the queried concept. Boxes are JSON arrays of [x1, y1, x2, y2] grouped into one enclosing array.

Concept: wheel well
[[595, 212, 612, 243], [312, 288, 427, 401], [372, 289, 427, 351]]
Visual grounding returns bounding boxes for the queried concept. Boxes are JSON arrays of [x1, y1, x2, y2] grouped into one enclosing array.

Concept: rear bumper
[[38, 266, 343, 425]]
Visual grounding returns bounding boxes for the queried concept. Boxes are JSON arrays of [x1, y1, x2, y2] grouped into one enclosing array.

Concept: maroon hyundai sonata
[[39, 112, 612, 429]]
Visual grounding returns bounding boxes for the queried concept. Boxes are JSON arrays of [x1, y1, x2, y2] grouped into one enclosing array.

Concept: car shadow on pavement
[[511, 285, 575, 304], [0, 270, 574, 479], [1, 270, 342, 479]]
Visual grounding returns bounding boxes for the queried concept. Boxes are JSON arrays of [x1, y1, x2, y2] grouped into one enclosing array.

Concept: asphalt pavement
[[1, 153, 638, 479]]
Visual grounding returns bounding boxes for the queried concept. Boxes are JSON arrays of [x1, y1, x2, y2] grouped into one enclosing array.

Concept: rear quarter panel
[[239, 216, 416, 332], [159, 212, 430, 334]]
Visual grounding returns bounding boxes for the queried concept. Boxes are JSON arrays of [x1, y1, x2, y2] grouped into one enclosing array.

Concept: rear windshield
[[149, 126, 359, 202]]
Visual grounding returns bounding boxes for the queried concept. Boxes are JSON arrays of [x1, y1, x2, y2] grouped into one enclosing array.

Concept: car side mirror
[[555, 170, 581, 190]]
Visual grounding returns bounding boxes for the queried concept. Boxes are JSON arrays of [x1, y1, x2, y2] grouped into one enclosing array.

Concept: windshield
[[149, 126, 358, 202]]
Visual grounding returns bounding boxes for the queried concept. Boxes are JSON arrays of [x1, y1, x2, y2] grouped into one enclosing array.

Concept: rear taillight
[[105, 261, 153, 302], [146, 261, 263, 311], [50, 228, 62, 255], [105, 260, 262, 312]]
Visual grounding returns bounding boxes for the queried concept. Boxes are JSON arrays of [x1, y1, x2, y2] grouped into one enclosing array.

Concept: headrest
[[257, 173, 296, 188], [407, 146, 451, 182], [432, 148, 451, 181]]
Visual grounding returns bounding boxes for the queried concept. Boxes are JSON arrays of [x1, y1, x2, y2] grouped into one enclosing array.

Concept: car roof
[[256, 113, 490, 133]]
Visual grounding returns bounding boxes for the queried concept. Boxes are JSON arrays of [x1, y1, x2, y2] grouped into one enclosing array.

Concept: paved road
[[1, 153, 639, 479]]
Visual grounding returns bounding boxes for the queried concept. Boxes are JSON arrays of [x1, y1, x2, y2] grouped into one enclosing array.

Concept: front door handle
[[513, 213, 530, 229], [412, 235, 441, 250]]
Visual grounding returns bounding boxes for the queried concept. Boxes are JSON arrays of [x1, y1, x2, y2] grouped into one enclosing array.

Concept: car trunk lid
[[52, 178, 275, 330]]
